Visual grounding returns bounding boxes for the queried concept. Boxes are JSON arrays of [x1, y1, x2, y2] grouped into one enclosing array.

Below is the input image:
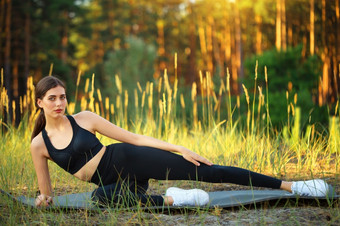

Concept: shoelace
[[299, 192, 311, 196], [292, 189, 311, 196]]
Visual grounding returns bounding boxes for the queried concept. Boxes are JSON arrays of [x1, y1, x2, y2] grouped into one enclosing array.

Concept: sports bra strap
[[41, 115, 104, 174], [66, 115, 76, 126]]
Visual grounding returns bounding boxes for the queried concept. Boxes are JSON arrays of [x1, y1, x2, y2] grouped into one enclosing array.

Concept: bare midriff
[[73, 146, 106, 182]]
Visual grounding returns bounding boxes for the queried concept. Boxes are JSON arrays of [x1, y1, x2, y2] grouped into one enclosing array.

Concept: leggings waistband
[[90, 146, 110, 185]]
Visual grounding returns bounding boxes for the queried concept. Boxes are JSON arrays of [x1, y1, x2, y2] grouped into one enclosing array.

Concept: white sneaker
[[291, 179, 329, 197], [165, 187, 209, 206]]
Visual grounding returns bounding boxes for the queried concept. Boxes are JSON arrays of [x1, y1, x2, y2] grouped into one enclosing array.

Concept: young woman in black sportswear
[[30, 76, 330, 207]]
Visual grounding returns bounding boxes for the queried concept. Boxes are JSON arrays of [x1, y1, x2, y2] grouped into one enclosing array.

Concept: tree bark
[[336, 0, 340, 80], [212, 20, 222, 78], [276, 0, 281, 51], [206, 16, 213, 74], [156, 18, 165, 77], [11, 1, 20, 99], [319, 0, 328, 106], [281, 0, 286, 51], [187, 3, 196, 85], [322, 0, 326, 47], [334, 0, 340, 101], [24, 0, 30, 86], [255, 14, 262, 54], [198, 19, 207, 71], [321, 53, 330, 105], [310, 0, 314, 55], [0, 0, 5, 65], [287, 21, 292, 46], [4, 0, 11, 95], [225, 18, 231, 65], [4, 0, 11, 122], [233, 1, 242, 95]]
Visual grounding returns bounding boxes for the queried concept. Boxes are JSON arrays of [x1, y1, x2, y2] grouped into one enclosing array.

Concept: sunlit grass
[[0, 64, 339, 224]]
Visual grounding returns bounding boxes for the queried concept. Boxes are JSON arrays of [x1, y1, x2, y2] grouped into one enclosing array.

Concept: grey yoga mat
[[1, 188, 339, 210]]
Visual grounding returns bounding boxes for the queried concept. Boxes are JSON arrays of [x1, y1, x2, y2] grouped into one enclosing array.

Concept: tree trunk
[[4, 0, 11, 95], [319, 0, 328, 106], [321, 53, 330, 105], [233, 1, 242, 95], [225, 19, 231, 65], [4, 0, 11, 122], [212, 21, 222, 78], [287, 21, 293, 46], [156, 18, 165, 78], [302, 35, 307, 59], [255, 14, 262, 54], [276, 0, 281, 51], [187, 4, 196, 85], [333, 0, 340, 101], [336, 0, 340, 84], [11, 1, 19, 99], [310, 0, 315, 55], [12, 49, 18, 98], [0, 0, 5, 65], [198, 19, 207, 71], [206, 16, 213, 74], [322, 0, 326, 47], [24, 0, 30, 87], [281, 0, 286, 51]]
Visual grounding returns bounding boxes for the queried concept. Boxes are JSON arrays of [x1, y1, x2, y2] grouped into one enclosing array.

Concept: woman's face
[[37, 85, 67, 117]]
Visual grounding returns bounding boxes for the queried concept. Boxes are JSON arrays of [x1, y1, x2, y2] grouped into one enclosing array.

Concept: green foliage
[[104, 36, 157, 92], [244, 45, 323, 130], [244, 45, 320, 92]]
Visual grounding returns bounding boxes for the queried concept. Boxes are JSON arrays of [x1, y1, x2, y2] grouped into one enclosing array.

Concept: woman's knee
[[198, 165, 234, 183]]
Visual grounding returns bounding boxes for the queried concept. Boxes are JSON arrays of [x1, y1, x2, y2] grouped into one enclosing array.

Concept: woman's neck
[[44, 115, 67, 132]]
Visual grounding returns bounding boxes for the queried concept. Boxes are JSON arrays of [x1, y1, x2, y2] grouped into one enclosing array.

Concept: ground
[[0, 178, 339, 225]]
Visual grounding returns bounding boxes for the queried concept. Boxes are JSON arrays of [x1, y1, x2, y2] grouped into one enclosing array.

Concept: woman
[[31, 76, 330, 207]]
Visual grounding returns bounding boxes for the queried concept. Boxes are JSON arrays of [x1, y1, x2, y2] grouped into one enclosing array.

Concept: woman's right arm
[[30, 138, 53, 207]]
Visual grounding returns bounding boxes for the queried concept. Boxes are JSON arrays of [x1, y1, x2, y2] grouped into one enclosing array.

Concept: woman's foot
[[165, 187, 209, 206], [291, 179, 329, 197]]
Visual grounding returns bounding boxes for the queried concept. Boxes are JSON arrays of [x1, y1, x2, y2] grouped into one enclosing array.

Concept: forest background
[[0, 0, 340, 131]]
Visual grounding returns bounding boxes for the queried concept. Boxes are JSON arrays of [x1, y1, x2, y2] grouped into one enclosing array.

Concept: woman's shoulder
[[72, 110, 97, 120], [30, 133, 50, 158], [30, 132, 45, 151], [71, 111, 100, 130]]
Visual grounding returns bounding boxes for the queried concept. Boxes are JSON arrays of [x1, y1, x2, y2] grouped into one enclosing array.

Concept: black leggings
[[90, 143, 282, 206]]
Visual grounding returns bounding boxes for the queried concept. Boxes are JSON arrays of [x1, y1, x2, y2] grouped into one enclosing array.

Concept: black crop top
[[42, 115, 104, 174]]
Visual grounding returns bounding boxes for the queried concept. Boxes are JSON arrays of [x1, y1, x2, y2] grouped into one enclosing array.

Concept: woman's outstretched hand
[[35, 194, 53, 207], [178, 146, 213, 166]]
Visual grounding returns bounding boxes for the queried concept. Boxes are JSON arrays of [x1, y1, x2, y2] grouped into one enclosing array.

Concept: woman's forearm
[[133, 134, 213, 166], [134, 134, 182, 153]]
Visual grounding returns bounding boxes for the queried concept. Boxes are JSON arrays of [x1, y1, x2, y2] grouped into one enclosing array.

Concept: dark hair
[[31, 76, 66, 141]]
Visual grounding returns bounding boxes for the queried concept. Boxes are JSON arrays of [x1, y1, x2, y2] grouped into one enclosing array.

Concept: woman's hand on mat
[[178, 146, 213, 166], [35, 194, 53, 207]]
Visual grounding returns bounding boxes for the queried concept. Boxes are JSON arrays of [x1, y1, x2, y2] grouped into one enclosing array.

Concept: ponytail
[[31, 109, 46, 141]]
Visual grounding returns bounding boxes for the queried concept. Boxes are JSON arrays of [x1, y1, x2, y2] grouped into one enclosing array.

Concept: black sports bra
[[42, 115, 104, 174]]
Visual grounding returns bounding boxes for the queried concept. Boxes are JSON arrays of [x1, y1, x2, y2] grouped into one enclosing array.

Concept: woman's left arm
[[79, 111, 213, 166]]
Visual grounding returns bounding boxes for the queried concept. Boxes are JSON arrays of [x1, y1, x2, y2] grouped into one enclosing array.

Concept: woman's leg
[[91, 143, 281, 207], [106, 143, 282, 189], [91, 181, 164, 207], [119, 145, 327, 197]]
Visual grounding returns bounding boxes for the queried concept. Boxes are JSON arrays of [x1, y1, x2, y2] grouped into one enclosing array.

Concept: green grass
[[0, 69, 339, 224]]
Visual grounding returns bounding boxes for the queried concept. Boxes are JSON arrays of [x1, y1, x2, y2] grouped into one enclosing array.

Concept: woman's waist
[[73, 146, 107, 181]]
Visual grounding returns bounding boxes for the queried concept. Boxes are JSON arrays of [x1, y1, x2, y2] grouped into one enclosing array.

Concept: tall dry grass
[[0, 64, 339, 224], [0, 64, 339, 195]]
